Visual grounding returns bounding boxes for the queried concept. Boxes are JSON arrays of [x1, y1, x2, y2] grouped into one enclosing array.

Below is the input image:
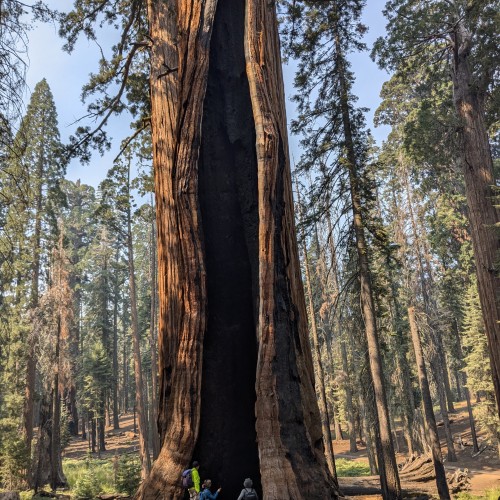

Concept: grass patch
[[63, 457, 116, 497], [335, 458, 371, 477], [455, 488, 500, 500]]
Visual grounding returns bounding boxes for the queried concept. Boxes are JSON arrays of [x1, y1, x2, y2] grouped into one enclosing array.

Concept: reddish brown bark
[[136, 0, 214, 496], [136, 0, 338, 498], [149, 209, 160, 460], [452, 22, 500, 419]]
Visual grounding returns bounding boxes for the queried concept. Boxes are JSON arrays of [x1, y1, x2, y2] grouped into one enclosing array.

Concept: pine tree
[[374, 0, 500, 419], [461, 280, 500, 453], [100, 158, 151, 476], [282, 1, 402, 496]]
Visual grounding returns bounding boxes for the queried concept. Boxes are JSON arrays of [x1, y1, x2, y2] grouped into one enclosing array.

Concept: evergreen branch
[[69, 41, 149, 156], [113, 119, 150, 162]]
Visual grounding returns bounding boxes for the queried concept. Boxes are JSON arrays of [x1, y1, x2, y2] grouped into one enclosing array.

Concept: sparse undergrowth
[[64, 457, 115, 498], [455, 488, 500, 500], [63, 454, 140, 498], [335, 458, 371, 477]]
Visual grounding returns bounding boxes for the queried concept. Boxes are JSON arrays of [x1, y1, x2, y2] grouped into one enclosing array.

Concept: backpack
[[243, 488, 258, 500], [181, 469, 194, 489]]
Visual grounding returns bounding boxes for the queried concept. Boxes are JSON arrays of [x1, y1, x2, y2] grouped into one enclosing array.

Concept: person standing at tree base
[[237, 478, 259, 500], [199, 479, 221, 500], [187, 461, 201, 499]]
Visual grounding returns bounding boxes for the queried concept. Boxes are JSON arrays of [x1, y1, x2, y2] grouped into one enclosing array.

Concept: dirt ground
[[63, 401, 500, 497], [63, 413, 140, 460], [334, 400, 500, 498]]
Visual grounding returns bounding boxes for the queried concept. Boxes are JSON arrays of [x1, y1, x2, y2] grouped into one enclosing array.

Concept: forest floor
[[334, 400, 500, 498], [60, 401, 500, 498], [63, 413, 140, 460]]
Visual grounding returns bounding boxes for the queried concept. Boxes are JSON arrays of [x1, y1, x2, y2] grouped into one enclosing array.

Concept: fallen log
[[447, 468, 470, 494], [398, 454, 470, 492]]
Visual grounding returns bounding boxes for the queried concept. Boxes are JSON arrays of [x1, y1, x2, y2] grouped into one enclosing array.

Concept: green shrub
[[0, 394, 29, 489], [115, 454, 141, 495], [72, 459, 101, 499]]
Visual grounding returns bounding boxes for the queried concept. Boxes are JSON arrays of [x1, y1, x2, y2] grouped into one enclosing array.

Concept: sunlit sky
[[25, 1, 391, 188]]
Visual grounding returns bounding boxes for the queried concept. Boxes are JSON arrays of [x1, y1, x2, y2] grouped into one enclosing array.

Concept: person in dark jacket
[[199, 479, 221, 500], [236, 478, 259, 500]]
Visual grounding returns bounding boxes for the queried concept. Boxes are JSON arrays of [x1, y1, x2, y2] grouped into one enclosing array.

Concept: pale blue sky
[[25, 1, 390, 188]]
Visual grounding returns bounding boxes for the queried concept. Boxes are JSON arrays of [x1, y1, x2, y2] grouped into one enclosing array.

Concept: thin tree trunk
[[123, 321, 128, 413], [453, 369, 462, 400], [90, 411, 96, 453], [452, 22, 500, 419], [324, 211, 354, 450], [127, 167, 151, 477], [429, 338, 457, 462], [149, 204, 160, 459], [24, 156, 44, 468], [453, 319, 479, 453], [334, 22, 401, 499], [98, 394, 106, 452], [389, 268, 419, 455], [403, 165, 455, 416], [112, 248, 120, 430], [50, 314, 62, 491], [408, 307, 450, 500], [359, 390, 378, 475], [341, 342, 357, 453], [301, 225, 337, 477]]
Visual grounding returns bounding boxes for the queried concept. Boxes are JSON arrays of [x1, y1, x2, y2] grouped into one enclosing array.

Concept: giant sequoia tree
[[61, 0, 338, 498], [142, 1, 338, 498]]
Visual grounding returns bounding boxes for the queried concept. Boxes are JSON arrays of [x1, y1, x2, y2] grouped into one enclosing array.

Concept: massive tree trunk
[[137, 0, 338, 498], [408, 307, 450, 500], [452, 22, 500, 419]]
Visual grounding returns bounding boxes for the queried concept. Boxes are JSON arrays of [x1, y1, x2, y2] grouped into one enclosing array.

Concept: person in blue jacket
[[199, 479, 221, 500]]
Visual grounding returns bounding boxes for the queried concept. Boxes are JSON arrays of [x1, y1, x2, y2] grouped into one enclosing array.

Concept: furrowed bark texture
[[137, 0, 215, 497], [452, 23, 500, 419], [245, 1, 338, 497], [138, 0, 338, 498]]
